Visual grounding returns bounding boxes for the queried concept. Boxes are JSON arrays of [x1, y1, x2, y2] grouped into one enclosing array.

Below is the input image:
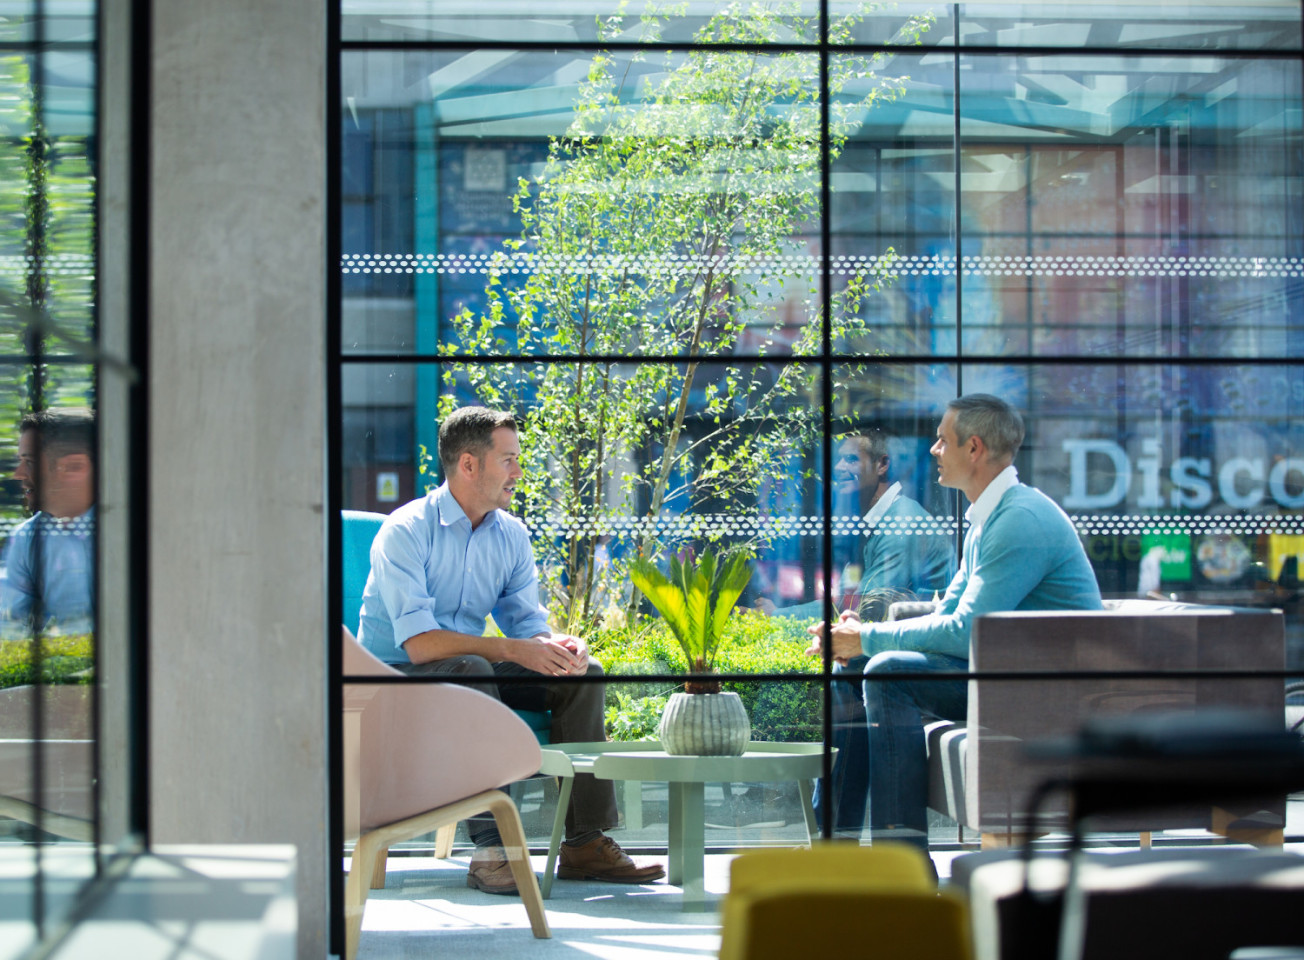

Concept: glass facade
[[0, 2, 105, 954], [335, 0, 1304, 932]]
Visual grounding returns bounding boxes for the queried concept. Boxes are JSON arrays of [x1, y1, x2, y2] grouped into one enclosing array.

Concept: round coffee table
[[537, 740, 830, 908]]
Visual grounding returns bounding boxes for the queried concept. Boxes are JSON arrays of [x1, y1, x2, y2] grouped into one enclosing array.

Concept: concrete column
[[149, 3, 326, 958]]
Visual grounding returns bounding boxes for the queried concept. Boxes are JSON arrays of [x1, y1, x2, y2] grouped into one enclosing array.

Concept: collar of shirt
[[965, 464, 1019, 528], [433, 482, 500, 532], [863, 481, 902, 529], [35, 507, 96, 535]]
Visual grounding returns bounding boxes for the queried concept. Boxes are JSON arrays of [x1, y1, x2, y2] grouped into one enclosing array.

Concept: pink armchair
[[342, 628, 550, 959]]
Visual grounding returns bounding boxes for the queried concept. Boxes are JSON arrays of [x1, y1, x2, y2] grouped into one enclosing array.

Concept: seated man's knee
[[863, 650, 923, 678], [862, 651, 928, 709], [439, 654, 495, 677], [583, 657, 605, 679]]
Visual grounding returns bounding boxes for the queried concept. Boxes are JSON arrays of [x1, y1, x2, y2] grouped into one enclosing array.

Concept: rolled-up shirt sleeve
[[370, 520, 442, 648]]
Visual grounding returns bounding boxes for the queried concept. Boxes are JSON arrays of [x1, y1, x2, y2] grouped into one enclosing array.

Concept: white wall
[[149, 3, 327, 957]]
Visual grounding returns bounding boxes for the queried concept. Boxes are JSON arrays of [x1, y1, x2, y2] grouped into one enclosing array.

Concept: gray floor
[[352, 851, 727, 960], [350, 788, 1304, 960], [349, 848, 972, 960]]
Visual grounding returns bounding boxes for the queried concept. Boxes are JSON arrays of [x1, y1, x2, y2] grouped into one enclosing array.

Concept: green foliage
[[596, 609, 821, 742], [0, 51, 99, 520], [627, 547, 752, 674], [604, 689, 668, 741], [0, 634, 94, 689], [439, 1, 933, 634]]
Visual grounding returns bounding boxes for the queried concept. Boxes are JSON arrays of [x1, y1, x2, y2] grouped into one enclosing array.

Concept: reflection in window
[[334, 3, 1304, 923], [0, 3, 100, 950]]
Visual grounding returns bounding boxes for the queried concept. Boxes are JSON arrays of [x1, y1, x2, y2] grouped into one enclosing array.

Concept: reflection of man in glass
[[808, 395, 1102, 853], [768, 429, 955, 835], [0, 409, 96, 634], [763, 431, 954, 618]]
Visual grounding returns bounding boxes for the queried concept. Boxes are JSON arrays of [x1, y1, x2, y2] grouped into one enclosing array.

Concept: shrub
[[0, 634, 94, 689], [594, 610, 822, 742], [604, 690, 668, 742]]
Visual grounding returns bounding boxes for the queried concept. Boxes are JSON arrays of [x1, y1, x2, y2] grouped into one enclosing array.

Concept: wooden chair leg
[[1138, 831, 1152, 849], [1212, 806, 1285, 847], [487, 792, 551, 939], [370, 845, 389, 889], [981, 831, 1044, 850], [981, 831, 1019, 850], [346, 830, 387, 960], [434, 824, 456, 859]]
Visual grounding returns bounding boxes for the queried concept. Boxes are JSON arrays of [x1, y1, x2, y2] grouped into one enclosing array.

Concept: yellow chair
[[719, 844, 971, 960]]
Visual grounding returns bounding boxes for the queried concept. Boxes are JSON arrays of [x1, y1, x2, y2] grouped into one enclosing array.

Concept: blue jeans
[[863, 650, 968, 849]]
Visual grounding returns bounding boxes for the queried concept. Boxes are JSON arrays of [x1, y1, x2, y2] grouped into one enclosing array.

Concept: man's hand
[[552, 633, 589, 673], [804, 610, 863, 665], [509, 633, 588, 676]]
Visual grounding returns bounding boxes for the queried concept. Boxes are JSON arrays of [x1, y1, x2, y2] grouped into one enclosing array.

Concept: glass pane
[[0, 23, 99, 942], [959, 54, 1304, 359], [0, 371, 36, 959], [0, 402, 98, 935], [1001, 362, 1304, 668], [834, 52, 958, 356], [344, 359, 838, 670], [43, 1, 96, 45], [0, 2, 34, 44], [342, 47, 830, 358], [838, 0, 954, 48], [948, 0, 1302, 52], [963, 680, 1294, 842], [32, 405, 97, 929], [342, 1, 821, 45]]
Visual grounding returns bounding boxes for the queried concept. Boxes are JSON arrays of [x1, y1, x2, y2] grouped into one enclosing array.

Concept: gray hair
[[947, 394, 1024, 462], [437, 406, 517, 473]]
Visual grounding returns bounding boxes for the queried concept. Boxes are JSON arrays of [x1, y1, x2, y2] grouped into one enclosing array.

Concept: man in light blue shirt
[[808, 395, 1102, 853], [0, 409, 95, 636], [358, 406, 663, 895]]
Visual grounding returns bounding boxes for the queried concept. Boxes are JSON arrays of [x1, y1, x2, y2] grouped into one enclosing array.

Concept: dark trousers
[[862, 650, 968, 850], [813, 652, 969, 846], [396, 654, 619, 846]]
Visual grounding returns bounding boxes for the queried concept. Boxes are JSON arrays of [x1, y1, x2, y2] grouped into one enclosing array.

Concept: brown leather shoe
[[557, 835, 666, 884], [466, 846, 520, 896]]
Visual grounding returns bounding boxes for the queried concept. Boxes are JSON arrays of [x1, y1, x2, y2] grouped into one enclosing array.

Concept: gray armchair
[[910, 599, 1287, 846]]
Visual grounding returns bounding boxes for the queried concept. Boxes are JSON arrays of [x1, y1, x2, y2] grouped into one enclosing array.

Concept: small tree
[[440, 2, 932, 632]]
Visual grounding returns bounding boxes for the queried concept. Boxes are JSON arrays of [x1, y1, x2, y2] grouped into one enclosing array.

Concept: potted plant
[[628, 547, 753, 756]]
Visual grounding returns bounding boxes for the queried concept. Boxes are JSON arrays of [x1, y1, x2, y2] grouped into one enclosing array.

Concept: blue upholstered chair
[[341, 509, 552, 744]]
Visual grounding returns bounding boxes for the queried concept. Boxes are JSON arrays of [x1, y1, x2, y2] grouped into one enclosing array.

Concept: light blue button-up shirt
[[357, 484, 550, 664], [0, 508, 95, 636]]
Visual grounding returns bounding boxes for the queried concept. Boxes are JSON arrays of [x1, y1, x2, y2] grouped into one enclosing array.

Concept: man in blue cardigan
[[807, 394, 1103, 851]]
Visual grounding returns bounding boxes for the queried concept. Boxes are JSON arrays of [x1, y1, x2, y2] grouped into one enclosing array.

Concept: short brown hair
[[20, 407, 95, 461], [841, 429, 889, 465], [437, 406, 517, 473]]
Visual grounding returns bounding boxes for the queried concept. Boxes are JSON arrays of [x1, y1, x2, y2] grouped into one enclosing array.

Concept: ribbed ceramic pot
[[659, 691, 750, 756]]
